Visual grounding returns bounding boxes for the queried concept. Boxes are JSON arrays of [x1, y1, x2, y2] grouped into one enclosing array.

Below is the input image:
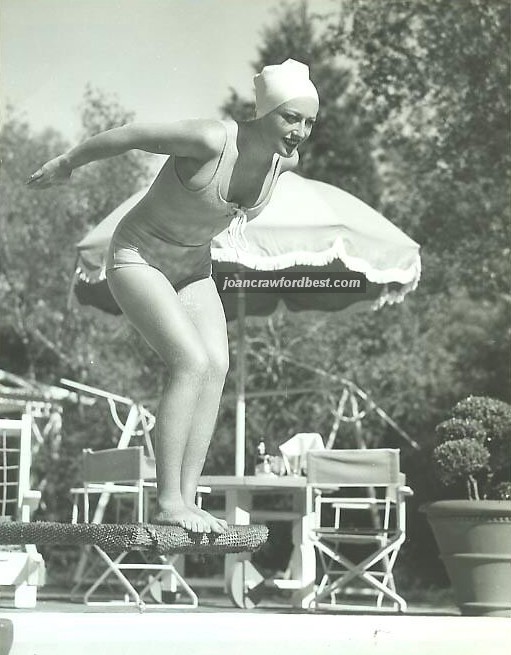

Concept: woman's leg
[[106, 265, 222, 533], [177, 277, 229, 526]]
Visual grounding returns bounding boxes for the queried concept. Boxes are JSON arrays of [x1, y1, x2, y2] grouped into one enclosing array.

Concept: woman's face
[[260, 97, 318, 157]]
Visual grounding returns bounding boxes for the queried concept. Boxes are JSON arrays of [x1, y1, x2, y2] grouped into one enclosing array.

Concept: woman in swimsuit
[[28, 60, 319, 533], [27, 59, 319, 534]]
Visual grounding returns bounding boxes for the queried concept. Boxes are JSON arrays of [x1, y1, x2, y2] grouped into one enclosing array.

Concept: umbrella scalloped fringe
[[211, 235, 421, 310], [75, 237, 421, 312]]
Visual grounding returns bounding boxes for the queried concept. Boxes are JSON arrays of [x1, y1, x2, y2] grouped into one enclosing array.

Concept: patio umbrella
[[73, 172, 421, 473]]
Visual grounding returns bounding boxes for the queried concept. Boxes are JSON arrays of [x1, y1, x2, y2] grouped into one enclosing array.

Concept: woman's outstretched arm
[[26, 119, 224, 189]]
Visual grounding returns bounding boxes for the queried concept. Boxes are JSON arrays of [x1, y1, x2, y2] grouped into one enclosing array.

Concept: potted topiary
[[422, 396, 511, 617]]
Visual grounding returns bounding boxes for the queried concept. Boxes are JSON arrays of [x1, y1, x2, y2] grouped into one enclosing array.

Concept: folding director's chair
[[71, 446, 210, 609], [306, 448, 413, 612]]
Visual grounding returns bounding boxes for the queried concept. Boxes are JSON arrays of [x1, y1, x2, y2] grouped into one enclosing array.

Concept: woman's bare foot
[[190, 505, 228, 533], [153, 504, 211, 533]]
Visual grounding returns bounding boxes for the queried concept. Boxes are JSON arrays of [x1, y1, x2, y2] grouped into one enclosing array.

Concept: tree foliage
[[0, 91, 157, 530], [0, 90, 151, 383], [329, 0, 510, 296]]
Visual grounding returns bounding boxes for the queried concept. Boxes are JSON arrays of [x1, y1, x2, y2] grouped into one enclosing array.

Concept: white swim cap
[[254, 59, 319, 118]]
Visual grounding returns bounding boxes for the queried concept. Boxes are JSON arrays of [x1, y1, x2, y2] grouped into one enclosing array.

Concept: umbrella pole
[[235, 287, 246, 476]]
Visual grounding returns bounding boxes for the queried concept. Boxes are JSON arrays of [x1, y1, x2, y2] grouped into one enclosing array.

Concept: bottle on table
[[254, 439, 271, 475]]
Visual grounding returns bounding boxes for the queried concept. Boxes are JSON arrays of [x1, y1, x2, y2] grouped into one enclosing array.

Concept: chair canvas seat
[[314, 527, 400, 540], [306, 448, 412, 612]]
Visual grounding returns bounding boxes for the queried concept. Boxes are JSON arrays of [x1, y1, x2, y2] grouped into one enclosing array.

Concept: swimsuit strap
[[218, 119, 282, 211], [215, 120, 239, 203]]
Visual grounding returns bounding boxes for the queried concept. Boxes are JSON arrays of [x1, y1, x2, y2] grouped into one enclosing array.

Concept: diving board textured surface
[[0, 521, 268, 554]]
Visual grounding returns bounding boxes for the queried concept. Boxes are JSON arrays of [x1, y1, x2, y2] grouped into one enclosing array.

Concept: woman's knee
[[205, 349, 229, 383], [173, 346, 210, 381]]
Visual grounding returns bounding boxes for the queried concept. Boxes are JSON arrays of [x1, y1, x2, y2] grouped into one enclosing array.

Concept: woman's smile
[[282, 134, 302, 153]]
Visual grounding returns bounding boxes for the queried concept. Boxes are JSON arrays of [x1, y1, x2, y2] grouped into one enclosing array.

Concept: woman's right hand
[[26, 155, 72, 189]]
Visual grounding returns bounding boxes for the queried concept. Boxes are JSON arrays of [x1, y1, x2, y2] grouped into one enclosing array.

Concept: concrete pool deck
[[1, 595, 509, 655]]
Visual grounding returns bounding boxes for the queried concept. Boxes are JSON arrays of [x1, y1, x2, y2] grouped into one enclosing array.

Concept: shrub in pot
[[422, 396, 511, 617]]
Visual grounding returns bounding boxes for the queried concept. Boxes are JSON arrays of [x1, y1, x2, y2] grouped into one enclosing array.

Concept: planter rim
[[421, 499, 511, 517]]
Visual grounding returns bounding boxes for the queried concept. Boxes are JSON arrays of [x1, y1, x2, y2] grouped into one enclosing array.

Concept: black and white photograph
[[0, 1, 509, 654]]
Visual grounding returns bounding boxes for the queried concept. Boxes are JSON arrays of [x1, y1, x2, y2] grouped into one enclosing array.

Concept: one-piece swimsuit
[[105, 120, 282, 290]]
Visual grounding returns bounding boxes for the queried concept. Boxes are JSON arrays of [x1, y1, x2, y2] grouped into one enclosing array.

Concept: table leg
[[224, 489, 264, 609], [288, 493, 316, 609]]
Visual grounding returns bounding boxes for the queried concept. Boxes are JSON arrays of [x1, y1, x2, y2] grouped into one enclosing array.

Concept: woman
[[27, 59, 319, 534]]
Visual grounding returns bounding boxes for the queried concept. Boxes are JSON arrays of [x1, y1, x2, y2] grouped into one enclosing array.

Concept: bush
[[432, 439, 490, 498], [432, 396, 511, 500], [435, 418, 487, 445], [494, 482, 511, 501], [452, 396, 511, 469]]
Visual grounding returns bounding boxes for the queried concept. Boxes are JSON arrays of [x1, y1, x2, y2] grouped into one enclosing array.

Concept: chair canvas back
[[80, 446, 155, 523], [81, 446, 155, 484], [307, 448, 401, 487]]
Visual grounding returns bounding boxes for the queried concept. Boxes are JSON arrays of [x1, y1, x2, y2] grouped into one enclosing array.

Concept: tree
[[0, 90, 151, 384], [329, 0, 510, 297]]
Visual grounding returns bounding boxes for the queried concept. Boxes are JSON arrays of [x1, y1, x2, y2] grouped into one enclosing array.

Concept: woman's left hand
[[26, 155, 72, 189]]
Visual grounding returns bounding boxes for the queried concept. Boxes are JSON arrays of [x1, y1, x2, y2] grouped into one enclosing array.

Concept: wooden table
[[199, 475, 316, 609]]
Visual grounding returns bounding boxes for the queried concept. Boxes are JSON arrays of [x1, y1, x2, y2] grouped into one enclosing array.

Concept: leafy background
[[1, 0, 509, 591]]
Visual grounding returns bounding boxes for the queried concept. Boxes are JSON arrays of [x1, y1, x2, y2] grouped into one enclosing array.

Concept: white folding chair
[[71, 446, 210, 609], [0, 415, 45, 607], [306, 448, 413, 612]]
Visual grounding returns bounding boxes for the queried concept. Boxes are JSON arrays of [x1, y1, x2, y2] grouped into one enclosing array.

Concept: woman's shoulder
[[157, 118, 227, 159], [192, 119, 228, 158]]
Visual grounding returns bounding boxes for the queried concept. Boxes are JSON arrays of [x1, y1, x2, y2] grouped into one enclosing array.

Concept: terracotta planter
[[423, 500, 511, 617]]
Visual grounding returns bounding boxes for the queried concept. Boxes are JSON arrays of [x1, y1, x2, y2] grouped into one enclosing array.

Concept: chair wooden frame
[[0, 415, 45, 608], [306, 448, 413, 612]]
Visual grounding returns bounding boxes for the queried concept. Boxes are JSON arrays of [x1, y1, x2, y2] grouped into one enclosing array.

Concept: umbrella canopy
[[74, 172, 420, 317], [72, 172, 421, 473]]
